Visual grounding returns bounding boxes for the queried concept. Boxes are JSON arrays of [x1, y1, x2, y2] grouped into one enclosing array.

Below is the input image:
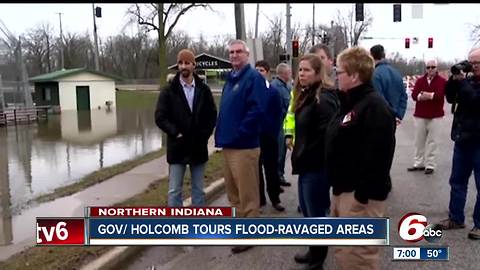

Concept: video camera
[[451, 60, 473, 75]]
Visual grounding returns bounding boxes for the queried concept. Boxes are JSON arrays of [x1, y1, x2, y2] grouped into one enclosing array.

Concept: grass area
[[32, 148, 166, 205], [116, 90, 159, 109], [116, 87, 222, 110], [0, 151, 225, 270]]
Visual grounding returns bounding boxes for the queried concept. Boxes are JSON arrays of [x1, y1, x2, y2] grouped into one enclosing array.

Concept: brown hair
[[293, 54, 334, 112], [309, 44, 333, 60], [337, 46, 375, 83]]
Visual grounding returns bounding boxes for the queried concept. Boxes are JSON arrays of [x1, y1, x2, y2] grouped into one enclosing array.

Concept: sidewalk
[[0, 139, 217, 261], [119, 101, 480, 270]]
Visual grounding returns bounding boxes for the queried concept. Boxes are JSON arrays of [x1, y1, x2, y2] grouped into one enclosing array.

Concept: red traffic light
[[405, 38, 410, 49], [292, 40, 299, 57], [428, 37, 433, 48]]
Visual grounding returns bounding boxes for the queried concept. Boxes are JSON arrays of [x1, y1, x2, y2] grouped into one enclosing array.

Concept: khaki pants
[[331, 192, 386, 270], [413, 117, 441, 169], [223, 148, 260, 218]]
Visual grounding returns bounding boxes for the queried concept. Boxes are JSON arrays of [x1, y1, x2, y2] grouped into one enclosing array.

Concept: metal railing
[[0, 105, 50, 126]]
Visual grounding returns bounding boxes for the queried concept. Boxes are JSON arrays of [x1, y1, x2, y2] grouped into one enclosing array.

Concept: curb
[[80, 177, 226, 270]]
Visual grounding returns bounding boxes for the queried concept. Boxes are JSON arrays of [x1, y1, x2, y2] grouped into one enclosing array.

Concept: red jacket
[[411, 73, 446, 119]]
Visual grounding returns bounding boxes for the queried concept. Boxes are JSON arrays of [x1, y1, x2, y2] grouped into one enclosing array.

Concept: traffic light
[[95, 7, 102, 18], [292, 40, 299, 57], [279, 54, 290, 63], [322, 33, 330, 45], [405, 38, 410, 49], [428, 37, 433, 48], [393, 4, 401, 22], [355, 3, 364, 22]]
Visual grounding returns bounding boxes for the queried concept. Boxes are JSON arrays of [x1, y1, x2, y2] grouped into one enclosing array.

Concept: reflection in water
[[0, 128, 13, 245], [1, 108, 164, 217]]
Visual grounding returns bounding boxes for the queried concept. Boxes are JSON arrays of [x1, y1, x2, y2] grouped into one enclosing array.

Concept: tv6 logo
[[398, 213, 443, 243], [36, 218, 85, 245]]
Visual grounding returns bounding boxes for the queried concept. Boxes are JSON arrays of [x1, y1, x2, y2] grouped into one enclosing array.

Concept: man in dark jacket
[[255, 60, 285, 212], [370, 44, 407, 124], [439, 48, 480, 240], [155, 49, 217, 207], [325, 47, 396, 270]]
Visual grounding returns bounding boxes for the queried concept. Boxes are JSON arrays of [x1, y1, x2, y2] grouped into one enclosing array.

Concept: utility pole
[[286, 3, 292, 69], [330, 20, 336, 60], [312, 4, 315, 46], [92, 3, 100, 71], [255, 3, 260, 38], [234, 3, 246, 40], [56, 12, 64, 70], [0, 74, 4, 110]]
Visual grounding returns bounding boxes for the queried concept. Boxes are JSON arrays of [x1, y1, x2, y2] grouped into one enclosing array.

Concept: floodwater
[[0, 108, 164, 216]]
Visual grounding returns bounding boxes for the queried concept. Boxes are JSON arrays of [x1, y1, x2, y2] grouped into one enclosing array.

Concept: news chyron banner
[[36, 207, 389, 246]]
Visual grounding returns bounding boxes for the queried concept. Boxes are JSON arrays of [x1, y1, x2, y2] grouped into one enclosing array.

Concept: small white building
[[30, 68, 120, 111]]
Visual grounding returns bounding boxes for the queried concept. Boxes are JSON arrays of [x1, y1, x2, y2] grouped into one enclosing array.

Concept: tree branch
[[165, 4, 207, 38], [163, 4, 175, 25]]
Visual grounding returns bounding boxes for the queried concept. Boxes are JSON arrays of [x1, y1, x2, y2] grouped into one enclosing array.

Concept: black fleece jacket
[[291, 85, 339, 174], [325, 82, 396, 204]]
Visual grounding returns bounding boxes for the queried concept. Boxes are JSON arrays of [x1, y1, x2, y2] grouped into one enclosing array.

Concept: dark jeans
[[278, 130, 287, 180], [259, 134, 282, 205], [298, 170, 330, 265], [448, 141, 480, 228]]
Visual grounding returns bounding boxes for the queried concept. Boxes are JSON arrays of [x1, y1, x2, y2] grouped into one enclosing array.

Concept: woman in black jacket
[[325, 47, 396, 270], [291, 53, 339, 270]]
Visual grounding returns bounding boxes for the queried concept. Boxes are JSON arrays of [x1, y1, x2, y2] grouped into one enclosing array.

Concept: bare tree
[[62, 32, 94, 69], [23, 23, 55, 76], [334, 7, 373, 47], [126, 3, 212, 87], [166, 30, 193, 66], [470, 23, 480, 46], [261, 13, 283, 67]]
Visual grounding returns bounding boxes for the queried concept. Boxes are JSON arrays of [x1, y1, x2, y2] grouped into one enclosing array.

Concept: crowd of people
[[154, 41, 480, 269]]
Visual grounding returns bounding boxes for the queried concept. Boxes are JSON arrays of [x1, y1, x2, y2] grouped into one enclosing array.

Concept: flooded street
[[0, 108, 164, 215]]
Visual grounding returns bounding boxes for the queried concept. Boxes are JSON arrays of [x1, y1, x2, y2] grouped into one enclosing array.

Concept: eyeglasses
[[426, 66, 437, 69]]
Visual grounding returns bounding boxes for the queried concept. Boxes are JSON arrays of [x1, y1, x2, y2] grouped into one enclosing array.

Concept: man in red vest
[[407, 59, 446, 174]]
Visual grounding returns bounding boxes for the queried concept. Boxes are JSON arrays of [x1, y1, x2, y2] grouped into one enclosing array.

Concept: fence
[[0, 106, 50, 126]]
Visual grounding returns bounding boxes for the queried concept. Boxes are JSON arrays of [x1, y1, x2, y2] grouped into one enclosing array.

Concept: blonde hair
[[337, 46, 375, 83]]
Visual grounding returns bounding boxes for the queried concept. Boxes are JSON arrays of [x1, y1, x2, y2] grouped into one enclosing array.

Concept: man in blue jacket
[[270, 63, 292, 187], [370, 44, 407, 124], [215, 40, 268, 254]]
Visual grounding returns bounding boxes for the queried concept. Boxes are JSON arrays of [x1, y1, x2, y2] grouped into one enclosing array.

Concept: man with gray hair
[[439, 47, 480, 240], [271, 62, 293, 187], [407, 58, 446, 174], [214, 39, 268, 253]]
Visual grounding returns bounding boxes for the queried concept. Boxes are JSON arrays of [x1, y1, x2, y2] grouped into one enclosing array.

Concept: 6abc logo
[[398, 212, 443, 243]]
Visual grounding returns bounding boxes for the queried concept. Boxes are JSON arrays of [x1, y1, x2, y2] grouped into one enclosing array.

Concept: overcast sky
[[0, 3, 479, 62]]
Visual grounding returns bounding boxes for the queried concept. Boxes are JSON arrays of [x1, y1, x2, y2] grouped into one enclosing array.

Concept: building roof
[[29, 67, 123, 82], [168, 53, 232, 70]]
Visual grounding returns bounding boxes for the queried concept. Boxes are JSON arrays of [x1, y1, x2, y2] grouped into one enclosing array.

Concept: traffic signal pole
[[292, 40, 299, 80], [286, 4, 292, 69]]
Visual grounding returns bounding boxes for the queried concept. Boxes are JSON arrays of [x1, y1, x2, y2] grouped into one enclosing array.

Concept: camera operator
[[439, 48, 480, 240]]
